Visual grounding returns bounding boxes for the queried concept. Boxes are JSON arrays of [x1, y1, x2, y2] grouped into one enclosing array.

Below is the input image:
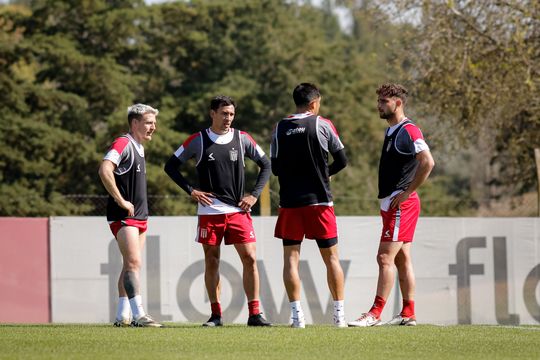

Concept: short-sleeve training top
[[173, 128, 266, 214], [270, 112, 344, 208], [103, 133, 148, 221], [378, 119, 429, 199]]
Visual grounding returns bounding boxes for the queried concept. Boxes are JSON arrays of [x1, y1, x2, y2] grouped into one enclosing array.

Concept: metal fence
[[1, 192, 536, 217], [58, 192, 538, 217]]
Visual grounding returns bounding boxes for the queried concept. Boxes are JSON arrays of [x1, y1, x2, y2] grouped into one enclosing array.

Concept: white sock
[[290, 301, 304, 321], [334, 300, 345, 320], [116, 296, 131, 320], [129, 295, 146, 320]]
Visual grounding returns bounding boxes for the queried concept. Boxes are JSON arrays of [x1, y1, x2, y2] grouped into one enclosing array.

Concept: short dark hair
[[210, 95, 236, 111], [376, 83, 408, 104], [293, 83, 321, 106]]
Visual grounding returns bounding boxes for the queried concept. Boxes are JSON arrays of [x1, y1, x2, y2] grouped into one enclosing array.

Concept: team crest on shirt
[[229, 148, 238, 161]]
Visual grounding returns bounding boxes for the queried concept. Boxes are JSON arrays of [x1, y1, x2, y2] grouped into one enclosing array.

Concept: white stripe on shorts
[[393, 209, 401, 242]]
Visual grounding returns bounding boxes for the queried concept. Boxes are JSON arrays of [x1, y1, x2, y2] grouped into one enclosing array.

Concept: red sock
[[401, 299, 415, 318], [211, 302, 222, 316], [369, 295, 386, 319], [248, 300, 260, 316]]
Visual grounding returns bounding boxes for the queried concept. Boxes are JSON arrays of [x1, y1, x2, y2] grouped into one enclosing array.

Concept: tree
[[374, 0, 540, 209], [0, 2, 140, 215], [0, 0, 444, 216], [141, 0, 410, 214]]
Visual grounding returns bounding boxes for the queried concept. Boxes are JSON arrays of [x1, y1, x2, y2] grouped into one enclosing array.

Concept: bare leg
[[203, 244, 221, 304], [116, 227, 145, 298], [318, 245, 344, 300], [375, 242, 403, 300], [234, 243, 259, 301], [395, 243, 415, 301], [116, 227, 158, 324], [283, 244, 302, 301], [117, 230, 146, 297], [118, 270, 127, 297]]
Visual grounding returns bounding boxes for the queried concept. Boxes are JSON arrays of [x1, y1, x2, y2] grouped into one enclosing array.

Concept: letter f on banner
[[449, 237, 486, 324]]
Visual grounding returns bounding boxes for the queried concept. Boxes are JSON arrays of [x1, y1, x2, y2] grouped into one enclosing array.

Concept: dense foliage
[[373, 0, 540, 213], [0, 0, 537, 216]]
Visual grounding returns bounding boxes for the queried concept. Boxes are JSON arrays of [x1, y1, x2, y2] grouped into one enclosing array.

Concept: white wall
[[50, 216, 540, 325]]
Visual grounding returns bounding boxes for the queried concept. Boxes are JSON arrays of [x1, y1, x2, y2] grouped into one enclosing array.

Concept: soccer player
[[164, 95, 272, 327], [348, 83, 435, 327], [271, 83, 348, 328], [98, 104, 163, 327]]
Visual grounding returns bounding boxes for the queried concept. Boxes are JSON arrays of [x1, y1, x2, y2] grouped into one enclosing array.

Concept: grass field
[[1, 323, 539, 359]]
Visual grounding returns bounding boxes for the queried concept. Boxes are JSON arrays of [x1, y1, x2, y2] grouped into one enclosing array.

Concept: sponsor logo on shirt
[[137, 164, 141, 172], [229, 148, 238, 162], [286, 127, 306, 136], [208, 153, 215, 161]]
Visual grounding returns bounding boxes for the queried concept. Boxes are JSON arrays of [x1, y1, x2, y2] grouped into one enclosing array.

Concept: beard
[[379, 111, 392, 119]]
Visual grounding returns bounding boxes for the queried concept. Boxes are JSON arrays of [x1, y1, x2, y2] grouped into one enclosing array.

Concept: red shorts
[[109, 219, 148, 238], [274, 205, 338, 241], [380, 192, 420, 242], [196, 212, 256, 246]]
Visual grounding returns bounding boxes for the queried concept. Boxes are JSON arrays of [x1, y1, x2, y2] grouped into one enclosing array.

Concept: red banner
[[0, 218, 50, 323]]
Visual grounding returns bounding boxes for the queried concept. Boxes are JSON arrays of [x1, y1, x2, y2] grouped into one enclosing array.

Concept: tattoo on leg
[[123, 271, 139, 299]]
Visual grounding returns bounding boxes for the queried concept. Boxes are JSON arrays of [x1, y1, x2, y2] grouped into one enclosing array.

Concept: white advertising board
[[50, 217, 540, 325]]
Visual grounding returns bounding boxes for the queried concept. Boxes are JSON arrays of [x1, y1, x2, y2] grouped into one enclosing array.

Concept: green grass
[[1, 324, 539, 359]]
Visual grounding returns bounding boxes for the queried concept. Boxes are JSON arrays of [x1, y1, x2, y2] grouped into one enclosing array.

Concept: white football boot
[[385, 314, 417, 326], [347, 313, 381, 327], [131, 314, 164, 328]]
